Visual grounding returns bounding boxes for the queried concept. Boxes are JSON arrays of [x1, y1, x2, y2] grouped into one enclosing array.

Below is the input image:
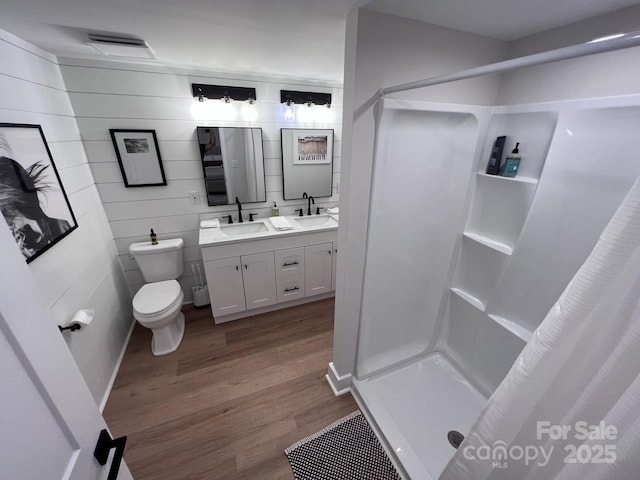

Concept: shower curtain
[[441, 177, 640, 480]]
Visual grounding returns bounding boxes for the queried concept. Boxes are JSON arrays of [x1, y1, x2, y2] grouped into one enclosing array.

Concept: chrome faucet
[[235, 197, 243, 223]]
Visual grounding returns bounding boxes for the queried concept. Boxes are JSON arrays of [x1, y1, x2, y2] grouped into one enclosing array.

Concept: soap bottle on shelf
[[150, 229, 158, 245], [486, 136, 506, 175], [501, 143, 521, 177], [271, 202, 279, 216]]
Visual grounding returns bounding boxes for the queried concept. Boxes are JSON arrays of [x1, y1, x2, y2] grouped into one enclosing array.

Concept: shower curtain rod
[[379, 31, 640, 97]]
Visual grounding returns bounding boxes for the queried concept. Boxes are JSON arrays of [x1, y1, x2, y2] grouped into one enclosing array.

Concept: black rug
[[285, 411, 401, 480]]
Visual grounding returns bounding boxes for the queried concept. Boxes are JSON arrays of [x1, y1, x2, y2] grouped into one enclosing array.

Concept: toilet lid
[[133, 280, 182, 317]]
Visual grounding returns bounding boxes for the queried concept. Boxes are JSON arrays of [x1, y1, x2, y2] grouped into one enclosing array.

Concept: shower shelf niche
[[463, 232, 513, 256], [451, 287, 486, 311], [488, 314, 533, 343], [477, 172, 538, 185]]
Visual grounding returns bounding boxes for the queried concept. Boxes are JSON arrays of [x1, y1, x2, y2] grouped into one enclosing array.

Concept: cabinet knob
[[328, 250, 332, 255], [244, 264, 248, 269], [235, 265, 239, 271]]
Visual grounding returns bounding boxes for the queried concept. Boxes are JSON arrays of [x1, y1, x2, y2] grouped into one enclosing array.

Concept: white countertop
[[199, 214, 338, 247]]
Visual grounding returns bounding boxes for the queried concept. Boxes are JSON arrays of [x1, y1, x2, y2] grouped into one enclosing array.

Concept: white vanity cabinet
[[204, 252, 277, 317], [332, 241, 338, 291], [201, 227, 337, 324], [204, 257, 246, 317], [305, 243, 334, 296], [241, 252, 277, 309]]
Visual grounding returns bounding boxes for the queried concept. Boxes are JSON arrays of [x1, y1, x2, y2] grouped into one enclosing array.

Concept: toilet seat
[[133, 280, 182, 320]]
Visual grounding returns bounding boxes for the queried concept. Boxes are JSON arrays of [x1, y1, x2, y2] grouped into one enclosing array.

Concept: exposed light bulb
[[283, 100, 295, 121], [243, 100, 258, 121]]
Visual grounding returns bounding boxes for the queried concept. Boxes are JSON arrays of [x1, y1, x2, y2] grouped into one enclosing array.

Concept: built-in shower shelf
[[451, 288, 486, 312], [488, 314, 533, 343], [463, 232, 513, 255], [477, 172, 538, 185]]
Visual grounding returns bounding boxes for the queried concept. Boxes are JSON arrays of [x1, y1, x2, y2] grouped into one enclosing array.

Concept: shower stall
[[345, 90, 640, 478]]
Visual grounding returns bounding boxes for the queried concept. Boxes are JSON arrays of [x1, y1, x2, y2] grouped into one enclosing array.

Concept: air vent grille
[[86, 33, 155, 59], [87, 34, 147, 47]]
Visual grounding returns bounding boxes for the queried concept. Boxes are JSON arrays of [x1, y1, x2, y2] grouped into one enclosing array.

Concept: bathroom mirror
[[281, 128, 334, 200], [196, 127, 266, 206]]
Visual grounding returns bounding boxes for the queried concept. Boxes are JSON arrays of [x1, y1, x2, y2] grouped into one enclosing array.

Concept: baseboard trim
[[325, 361, 352, 396], [99, 316, 135, 413], [214, 292, 335, 324], [350, 383, 410, 480]]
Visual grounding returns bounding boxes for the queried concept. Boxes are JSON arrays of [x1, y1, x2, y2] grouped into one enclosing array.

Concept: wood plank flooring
[[103, 298, 357, 479]]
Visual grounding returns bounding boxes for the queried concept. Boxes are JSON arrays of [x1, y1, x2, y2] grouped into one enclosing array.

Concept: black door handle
[[94, 429, 127, 480]]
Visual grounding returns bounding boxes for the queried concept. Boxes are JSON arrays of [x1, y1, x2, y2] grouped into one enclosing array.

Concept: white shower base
[[353, 353, 486, 480]]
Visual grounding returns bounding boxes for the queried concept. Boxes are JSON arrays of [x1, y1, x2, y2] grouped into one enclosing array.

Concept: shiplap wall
[[0, 30, 133, 407], [60, 58, 342, 302]]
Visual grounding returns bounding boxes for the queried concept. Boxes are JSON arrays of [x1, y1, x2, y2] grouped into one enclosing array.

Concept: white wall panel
[[0, 31, 132, 406], [0, 74, 74, 116], [0, 30, 65, 90], [48, 140, 90, 169]]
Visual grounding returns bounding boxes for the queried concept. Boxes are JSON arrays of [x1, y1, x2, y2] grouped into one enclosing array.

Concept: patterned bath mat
[[285, 411, 401, 480]]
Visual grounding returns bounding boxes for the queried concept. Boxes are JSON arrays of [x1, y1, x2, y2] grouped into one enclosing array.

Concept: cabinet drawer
[[274, 247, 305, 278], [276, 275, 305, 303]]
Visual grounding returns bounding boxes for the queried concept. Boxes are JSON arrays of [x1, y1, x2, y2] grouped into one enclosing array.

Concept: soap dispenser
[[272, 202, 279, 217], [501, 143, 521, 177], [150, 228, 158, 245]]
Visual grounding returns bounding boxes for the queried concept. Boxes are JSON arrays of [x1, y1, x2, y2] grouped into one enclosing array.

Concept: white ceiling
[[365, 0, 640, 41], [0, 0, 638, 83]]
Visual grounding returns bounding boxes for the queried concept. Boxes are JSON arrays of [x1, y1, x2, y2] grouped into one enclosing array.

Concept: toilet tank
[[129, 238, 184, 283]]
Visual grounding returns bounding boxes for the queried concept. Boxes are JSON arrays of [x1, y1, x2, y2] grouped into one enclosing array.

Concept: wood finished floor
[[103, 298, 357, 479]]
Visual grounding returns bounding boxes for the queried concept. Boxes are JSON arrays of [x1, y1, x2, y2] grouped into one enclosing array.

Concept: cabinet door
[[241, 252, 277, 310], [331, 241, 338, 291], [305, 243, 333, 297], [205, 257, 246, 317]]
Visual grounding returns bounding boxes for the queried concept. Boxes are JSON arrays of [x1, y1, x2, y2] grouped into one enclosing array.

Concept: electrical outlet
[[189, 191, 200, 205]]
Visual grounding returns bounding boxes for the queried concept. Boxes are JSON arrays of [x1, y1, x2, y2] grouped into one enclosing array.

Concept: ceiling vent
[[86, 34, 155, 59]]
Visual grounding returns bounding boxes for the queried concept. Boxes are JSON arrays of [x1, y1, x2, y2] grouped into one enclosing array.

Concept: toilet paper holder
[[58, 323, 82, 332], [58, 309, 95, 333]]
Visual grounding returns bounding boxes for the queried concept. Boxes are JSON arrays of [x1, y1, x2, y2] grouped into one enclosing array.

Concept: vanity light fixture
[[192, 83, 257, 121], [280, 90, 332, 108], [280, 90, 332, 122], [192, 84, 257, 103]]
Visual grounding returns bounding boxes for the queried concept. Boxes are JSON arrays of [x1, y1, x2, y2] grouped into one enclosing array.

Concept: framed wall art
[[0, 123, 78, 263], [110, 129, 166, 187], [289, 129, 333, 165]]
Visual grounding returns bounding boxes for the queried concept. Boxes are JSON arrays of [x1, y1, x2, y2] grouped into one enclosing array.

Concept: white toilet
[[129, 238, 185, 356]]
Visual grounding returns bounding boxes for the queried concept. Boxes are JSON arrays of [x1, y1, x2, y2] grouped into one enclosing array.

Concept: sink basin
[[292, 215, 338, 228], [220, 222, 268, 236]]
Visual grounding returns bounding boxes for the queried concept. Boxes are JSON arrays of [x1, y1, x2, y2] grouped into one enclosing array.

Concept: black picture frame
[[0, 123, 78, 263], [109, 129, 167, 187], [280, 128, 334, 200]]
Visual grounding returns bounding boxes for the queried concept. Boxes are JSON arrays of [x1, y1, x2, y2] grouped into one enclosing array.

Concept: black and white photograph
[[292, 129, 333, 164], [0, 123, 78, 263], [110, 129, 166, 187], [124, 138, 150, 154]]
